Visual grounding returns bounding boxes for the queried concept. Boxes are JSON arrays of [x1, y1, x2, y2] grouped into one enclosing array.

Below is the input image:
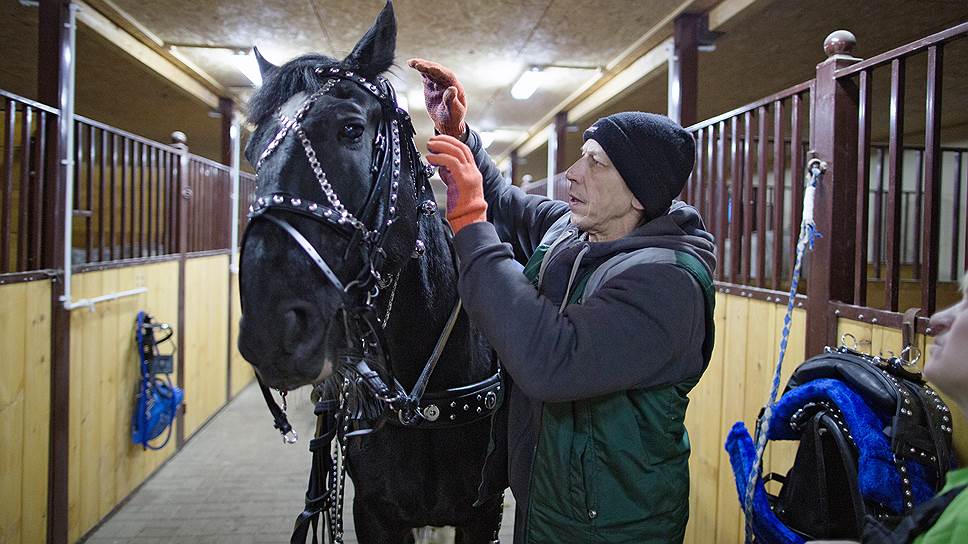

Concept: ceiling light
[[511, 67, 543, 100], [232, 52, 262, 87], [396, 93, 410, 112]]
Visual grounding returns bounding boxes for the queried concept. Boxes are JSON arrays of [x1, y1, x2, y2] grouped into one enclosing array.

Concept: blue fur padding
[[725, 422, 806, 544], [767, 378, 933, 511]]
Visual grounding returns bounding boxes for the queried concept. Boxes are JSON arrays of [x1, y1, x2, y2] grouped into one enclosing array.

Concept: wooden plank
[[114, 265, 140, 502], [688, 291, 729, 543], [78, 271, 104, 537], [22, 280, 51, 544], [0, 283, 27, 544], [716, 294, 750, 544], [766, 307, 806, 491], [837, 318, 874, 356], [97, 268, 120, 520]]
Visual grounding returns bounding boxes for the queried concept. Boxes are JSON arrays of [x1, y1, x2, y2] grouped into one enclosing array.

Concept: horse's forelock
[[246, 54, 343, 126]]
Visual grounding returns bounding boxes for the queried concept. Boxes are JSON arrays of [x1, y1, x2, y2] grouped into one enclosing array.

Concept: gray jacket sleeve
[[464, 128, 570, 262], [453, 221, 707, 403]]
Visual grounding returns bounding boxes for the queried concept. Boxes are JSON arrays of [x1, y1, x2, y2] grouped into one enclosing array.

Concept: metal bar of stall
[[922, 45, 943, 314], [913, 150, 924, 280], [120, 138, 128, 259], [2, 100, 14, 272], [790, 94, 803, 276], [139, 141, 147, 257], [756, 105, 768, 288], [19, 107, 33, 271], [742, 111, 753, 285], [98, 128, 106, 262], [854, 70, 872, 306], [873, 148, 885, 279], [705, 125, 714, 233], [716, 121, 727, 281], [32, 111, 48, 270], [885, 58, 906, 312], [729, 116, 741, 283], [85, 124, 94, 262], [109, 134, 117, 261], [771, 99, 785, 291], [692, 129, 702, 207]]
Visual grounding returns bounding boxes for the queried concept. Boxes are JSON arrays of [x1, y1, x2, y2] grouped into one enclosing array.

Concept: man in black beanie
[[414, 59, 716, 544]]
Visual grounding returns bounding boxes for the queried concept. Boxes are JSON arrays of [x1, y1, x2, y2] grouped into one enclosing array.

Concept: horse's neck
[[382, 217, 482, 389]]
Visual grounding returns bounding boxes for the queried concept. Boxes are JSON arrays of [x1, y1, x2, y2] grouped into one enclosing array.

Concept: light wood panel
[[685, 293, 806, 544], [229, 272, 254, 397], [67, 261, 179, 542], [0, 280, 51, 544], [182, 254, 229, 437]]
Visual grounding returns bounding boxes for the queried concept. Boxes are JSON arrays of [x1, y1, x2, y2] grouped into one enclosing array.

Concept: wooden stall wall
[[182, 254, 229, 438], [0, 280, 51, 544], [836, 318, 968, 463], [684, 292, 806, 544], [67, 261, 179, 542], [229, 272, 254, 397]]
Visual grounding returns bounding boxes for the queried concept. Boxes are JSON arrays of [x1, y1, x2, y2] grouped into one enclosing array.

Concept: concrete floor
[[83, 383, 515, 543]]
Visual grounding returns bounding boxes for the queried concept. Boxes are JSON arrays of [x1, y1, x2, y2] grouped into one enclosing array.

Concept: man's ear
[[631, 196, 645, 211]]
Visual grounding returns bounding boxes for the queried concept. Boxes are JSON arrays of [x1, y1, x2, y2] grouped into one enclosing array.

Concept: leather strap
[[262, 213, 346, 292]]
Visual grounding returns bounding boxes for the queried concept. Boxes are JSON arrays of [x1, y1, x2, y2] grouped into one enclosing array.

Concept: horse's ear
[[344, 1, 396, 79], [253, 46, 278, 79]]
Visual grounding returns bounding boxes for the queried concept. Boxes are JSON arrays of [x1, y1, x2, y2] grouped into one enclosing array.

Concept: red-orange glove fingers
[[429, 134, 474, 164]]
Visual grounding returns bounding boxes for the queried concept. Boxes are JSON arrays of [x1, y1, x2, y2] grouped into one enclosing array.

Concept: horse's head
[[238, 1, 429, 390]]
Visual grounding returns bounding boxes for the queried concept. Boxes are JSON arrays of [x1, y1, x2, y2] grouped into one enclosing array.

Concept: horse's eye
[[340, 123, 364, 140]]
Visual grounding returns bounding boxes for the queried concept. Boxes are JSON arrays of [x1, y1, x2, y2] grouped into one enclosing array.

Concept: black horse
[[236, 2, 504, 542]]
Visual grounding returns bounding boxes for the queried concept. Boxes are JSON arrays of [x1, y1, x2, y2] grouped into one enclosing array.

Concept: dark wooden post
[[805, 31, 861, 357], [670, 13, 701, 127], [171, 131, 190, 447], [219, 97, 234, 167], [38, 1, 73, 541]]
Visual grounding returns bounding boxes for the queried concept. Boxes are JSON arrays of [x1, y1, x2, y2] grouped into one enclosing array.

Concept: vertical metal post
[[669, 13, 700, 127], [172, 131, 190, 448], [38, 0, 74, 541], [806, 31, 861, 357], [546, 111, 567, 200]]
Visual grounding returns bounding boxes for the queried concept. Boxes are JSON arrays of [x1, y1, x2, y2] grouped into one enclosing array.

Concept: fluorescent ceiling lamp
[[511, 67, 543, 100], [479, 131, 496, 148], [396, 93, 409, 112], [233, 52, 262, 87]]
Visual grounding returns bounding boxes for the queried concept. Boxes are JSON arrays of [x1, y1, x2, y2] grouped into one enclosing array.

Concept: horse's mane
[[246, 54, 342, 126]]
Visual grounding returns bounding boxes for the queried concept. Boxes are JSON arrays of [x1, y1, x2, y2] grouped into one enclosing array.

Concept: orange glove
[[426, 135, 486, 233], [407, 58, 467, 138]]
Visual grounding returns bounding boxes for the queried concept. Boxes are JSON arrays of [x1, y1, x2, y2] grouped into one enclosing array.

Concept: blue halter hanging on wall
[[132, 311, 183, 450]]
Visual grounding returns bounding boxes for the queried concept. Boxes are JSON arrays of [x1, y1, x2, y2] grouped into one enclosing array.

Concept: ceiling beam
[[74, 0, 225, 109]]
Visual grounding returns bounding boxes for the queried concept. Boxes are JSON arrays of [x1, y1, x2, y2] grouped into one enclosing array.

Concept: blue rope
[[743, 160, 825, 543]]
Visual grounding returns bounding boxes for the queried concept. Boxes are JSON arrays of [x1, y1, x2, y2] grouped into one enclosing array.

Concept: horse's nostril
[[281, 302, 316, 355]]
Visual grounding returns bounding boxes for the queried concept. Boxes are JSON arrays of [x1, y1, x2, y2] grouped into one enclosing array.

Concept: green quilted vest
[[519, 239, 715, 544]]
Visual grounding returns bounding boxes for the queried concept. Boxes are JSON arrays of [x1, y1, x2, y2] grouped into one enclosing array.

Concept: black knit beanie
[[582, 112, 695, 222]]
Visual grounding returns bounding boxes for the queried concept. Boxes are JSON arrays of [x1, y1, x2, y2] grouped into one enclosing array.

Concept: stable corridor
[[83, 384, 516, 543]]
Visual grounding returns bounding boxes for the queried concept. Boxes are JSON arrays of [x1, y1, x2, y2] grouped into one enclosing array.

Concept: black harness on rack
[[239, 65, 501, 544]]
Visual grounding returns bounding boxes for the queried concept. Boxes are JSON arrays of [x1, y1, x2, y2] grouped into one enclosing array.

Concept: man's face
[[564, 139, 642, 234], [926, 288, 968, 400]]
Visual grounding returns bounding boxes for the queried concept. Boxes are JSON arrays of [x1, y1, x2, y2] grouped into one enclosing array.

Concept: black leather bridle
[[241, 65, 432, 436]]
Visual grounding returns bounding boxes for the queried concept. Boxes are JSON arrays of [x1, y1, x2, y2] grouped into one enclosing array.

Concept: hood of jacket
[[538, 201, 716, 303]]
